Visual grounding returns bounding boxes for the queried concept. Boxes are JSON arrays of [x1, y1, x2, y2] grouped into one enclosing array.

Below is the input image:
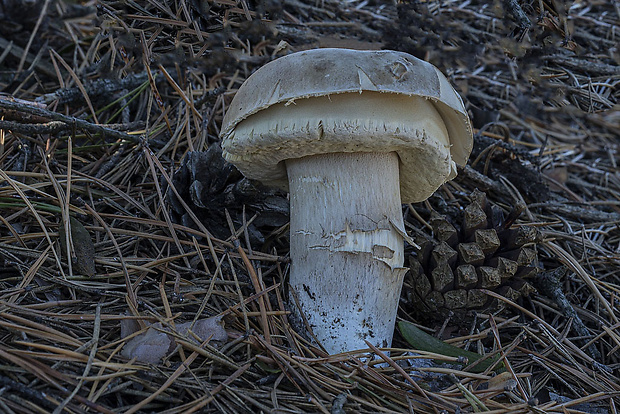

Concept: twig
[[0, 375, 56, 410], [503, 0, 531, 30], [528, 200, 620, 223], [543, 55, 620, 76], [0, 119, 68, 135], [534, 267, 603, 361], [35, 73, 150, 105], [0, 98, 141, 143], [0, 120, 144, 135]]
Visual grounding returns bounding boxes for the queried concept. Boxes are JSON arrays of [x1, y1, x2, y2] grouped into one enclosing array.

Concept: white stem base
[[286, 152, 407, 354]]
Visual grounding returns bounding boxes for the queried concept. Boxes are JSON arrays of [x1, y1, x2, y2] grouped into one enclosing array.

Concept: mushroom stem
[[286, 152, 408, 354]]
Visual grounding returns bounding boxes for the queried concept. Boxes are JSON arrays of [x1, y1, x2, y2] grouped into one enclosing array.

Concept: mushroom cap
[[220, 48, 473, 202]]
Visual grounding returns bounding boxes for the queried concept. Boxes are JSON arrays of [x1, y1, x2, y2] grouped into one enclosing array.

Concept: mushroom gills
[[224, 91, 454, 203]]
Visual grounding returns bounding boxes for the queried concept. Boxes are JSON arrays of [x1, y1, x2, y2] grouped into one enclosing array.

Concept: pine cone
[[405, 189, 539, 323], [164, 145, 289, 244]]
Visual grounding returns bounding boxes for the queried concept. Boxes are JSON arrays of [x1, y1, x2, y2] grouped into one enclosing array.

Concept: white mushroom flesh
[[287, 151, 407, 353]]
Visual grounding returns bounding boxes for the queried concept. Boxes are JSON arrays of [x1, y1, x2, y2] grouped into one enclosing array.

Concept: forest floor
[[0, 0, 619, 412]]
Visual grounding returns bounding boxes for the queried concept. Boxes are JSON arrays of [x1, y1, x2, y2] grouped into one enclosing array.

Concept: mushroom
[[220, 48, 472, 354]]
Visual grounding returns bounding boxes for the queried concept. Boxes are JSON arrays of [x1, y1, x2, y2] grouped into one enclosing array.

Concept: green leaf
[[398, 321, 504, 373], [255, 360, 281, 374], [59, 216, 96, 277]]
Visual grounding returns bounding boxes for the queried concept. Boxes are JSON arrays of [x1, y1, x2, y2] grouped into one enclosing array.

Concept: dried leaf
[[121, 323, 171, 364], [121, 317, 228, 363], [120, 318, 141, 339], [543, 167, 569, 192], [477, 371, 518, 392], [179, 318, 228, 343]]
